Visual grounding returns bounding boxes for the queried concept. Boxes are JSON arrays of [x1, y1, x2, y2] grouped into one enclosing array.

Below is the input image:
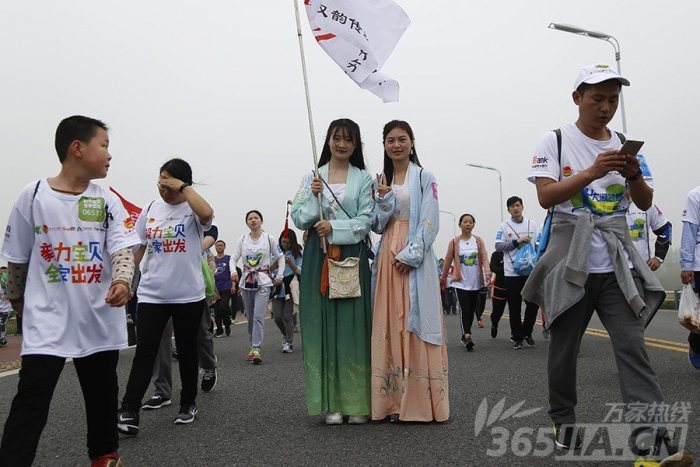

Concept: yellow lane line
[[480, 311, 688, 354]]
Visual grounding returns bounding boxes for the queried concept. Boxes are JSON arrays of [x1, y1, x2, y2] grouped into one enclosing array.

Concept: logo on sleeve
[[531, 155, 549, 169], [78, 197, 106, 223]]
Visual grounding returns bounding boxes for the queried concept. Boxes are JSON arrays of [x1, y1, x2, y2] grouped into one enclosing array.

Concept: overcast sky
[[1, 1, 698, 264]]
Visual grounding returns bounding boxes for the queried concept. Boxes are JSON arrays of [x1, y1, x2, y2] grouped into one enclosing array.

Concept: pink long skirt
[[371, 219, 449, 422]]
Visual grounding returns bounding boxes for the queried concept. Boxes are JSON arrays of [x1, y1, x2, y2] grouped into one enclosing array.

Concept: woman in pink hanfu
[[370, 120, 449, 423]]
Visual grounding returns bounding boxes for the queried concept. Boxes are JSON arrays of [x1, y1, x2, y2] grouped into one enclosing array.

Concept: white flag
[[305, 0, 410, 103]]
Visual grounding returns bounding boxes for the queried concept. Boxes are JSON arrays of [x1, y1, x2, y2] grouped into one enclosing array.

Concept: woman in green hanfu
[[291, 118, 375, 425]]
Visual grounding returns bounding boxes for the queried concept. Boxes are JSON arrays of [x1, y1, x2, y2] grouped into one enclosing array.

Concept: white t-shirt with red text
[[1, 180, 140, 357], [136, 199, 212, 303]]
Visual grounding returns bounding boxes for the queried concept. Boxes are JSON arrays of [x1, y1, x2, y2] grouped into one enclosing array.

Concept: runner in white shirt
[[626, 201, 672, 270], [118, 157, 214, 435], [230, 209, 284, 364], [0, 116, 138, 466], [494, 196, 540, 349], [522, 65, 689, 463], [680, 185, 700, 369]]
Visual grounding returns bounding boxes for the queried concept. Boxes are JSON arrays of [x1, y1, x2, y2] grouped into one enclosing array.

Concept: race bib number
[[78, 197, 106, 222]]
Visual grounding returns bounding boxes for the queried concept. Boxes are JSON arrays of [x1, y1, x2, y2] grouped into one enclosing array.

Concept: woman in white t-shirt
[[230, 210, 284, 364], [440, 214, 491, 352], [118, 158, 214, 434]]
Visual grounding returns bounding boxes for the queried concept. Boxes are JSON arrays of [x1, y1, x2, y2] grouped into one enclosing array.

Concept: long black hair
[[279, 230, 302, 259], [382, 120, 422, 186], [318, 118, 366, 170], [160, 158, 193, 185]]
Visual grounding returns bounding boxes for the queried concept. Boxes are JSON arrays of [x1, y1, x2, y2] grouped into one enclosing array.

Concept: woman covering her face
[[118, 157, 214, 432]]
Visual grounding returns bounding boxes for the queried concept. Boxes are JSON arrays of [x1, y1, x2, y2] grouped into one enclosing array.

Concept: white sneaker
[[282, 342, 294, 353], [325, 412, 343, 425]]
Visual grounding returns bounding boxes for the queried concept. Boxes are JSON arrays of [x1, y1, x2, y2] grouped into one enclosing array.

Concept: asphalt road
[[0, 307, 697, 466]]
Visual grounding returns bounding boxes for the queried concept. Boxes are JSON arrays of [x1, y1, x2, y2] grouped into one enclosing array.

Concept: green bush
[[660, 299, 677, 310]]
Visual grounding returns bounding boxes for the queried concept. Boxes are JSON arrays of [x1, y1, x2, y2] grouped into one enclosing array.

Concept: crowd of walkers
[[0, 61, 698, 466]]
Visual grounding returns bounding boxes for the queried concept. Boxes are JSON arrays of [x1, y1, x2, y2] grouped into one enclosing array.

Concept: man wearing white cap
[[522, 64, 692, 465]]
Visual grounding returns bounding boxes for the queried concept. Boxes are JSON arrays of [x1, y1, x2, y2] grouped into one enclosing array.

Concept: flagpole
[[293, 0, 326, 253]]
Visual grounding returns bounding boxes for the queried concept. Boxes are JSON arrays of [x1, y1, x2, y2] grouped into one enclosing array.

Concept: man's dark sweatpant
[[547, 272, 664, 424]]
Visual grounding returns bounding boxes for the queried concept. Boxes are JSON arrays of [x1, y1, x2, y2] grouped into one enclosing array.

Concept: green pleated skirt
[[299, 230, 372, 416]]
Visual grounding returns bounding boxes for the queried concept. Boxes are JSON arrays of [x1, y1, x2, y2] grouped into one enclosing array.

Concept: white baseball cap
[[573, 63, 630, 91]]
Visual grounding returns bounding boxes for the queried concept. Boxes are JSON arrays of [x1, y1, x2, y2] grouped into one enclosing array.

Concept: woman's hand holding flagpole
[[293, 0, 326, 253]]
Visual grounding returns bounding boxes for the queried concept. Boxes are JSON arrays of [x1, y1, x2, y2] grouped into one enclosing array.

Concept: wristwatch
[[178, 182, 192, 193], [654, 256, 664, 264]]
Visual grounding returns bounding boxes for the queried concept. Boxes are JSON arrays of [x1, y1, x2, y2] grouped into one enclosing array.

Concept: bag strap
[[504, 221, 520, 239], [320, 176, 352, 220]]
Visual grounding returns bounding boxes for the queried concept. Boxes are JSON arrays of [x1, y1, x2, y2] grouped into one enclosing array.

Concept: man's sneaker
[[553, 423, 582, 450], [225, 325, 232, 337], [117, 407, 139, 436], [477, 319, 484, 328], [630, 427, 694, 467], [282, 342, 293, 353], [542, 327, 550, 341], [513, 340, 524, 350], [251, 347, 262, 364], [174, 404, 198, 424], [246, 348, 255, 361], [213, 329, 224, 338], [525, 335, 535, 347], [201, 368, 217, 392], [0, 336, 7, 347], [491, 325, 498, 339], [90, 450, 123, 467], [141, 394, 172, 410]]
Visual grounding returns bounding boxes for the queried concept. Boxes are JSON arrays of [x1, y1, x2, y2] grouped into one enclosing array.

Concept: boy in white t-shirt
[[522, 65, 690, 464], [0, 116, 139, 466]]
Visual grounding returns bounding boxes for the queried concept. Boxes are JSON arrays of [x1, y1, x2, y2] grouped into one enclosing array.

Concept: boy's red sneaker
[[91, 451, 122, 467]]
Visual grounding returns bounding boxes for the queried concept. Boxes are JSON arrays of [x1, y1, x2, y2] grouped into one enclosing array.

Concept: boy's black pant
[[0, 351, 119, 466], [504, 275, 539, 341], [122, 301, 205, 412]]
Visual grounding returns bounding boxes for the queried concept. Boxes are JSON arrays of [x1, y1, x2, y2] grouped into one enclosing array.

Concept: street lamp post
[[547, 22, 627, 133], [465, 164, 504, 223], [439, 210, 458, 239]]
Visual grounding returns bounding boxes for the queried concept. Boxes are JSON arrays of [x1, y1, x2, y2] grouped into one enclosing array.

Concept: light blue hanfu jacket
[[371, 163, 443, 345], [290, 164, 375, 245]]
